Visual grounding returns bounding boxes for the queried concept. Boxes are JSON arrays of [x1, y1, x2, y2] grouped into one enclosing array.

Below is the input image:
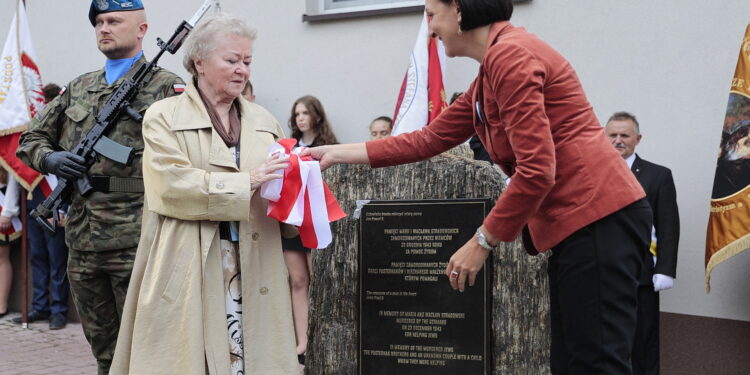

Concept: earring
[[458, 25, 463, 35]]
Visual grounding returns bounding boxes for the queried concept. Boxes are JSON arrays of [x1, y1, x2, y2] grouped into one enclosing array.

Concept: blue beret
[[89, 0, 145, 26]]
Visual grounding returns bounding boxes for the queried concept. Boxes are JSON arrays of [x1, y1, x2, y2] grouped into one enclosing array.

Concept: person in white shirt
[[0, 170, 20, 318]]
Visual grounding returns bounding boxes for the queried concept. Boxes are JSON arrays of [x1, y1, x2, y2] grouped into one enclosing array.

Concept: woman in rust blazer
[[306, 0, 651, 373]]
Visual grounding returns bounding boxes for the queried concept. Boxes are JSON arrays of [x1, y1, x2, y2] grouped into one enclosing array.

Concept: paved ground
[[0, 313, 97, 374]]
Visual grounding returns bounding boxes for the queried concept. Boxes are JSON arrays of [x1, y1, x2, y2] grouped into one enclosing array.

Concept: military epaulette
[[173, 84, 185, 93]]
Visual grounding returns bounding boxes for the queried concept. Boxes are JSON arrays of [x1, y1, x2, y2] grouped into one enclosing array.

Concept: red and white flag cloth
[[37, 174, 57, 197], [0, 0, 47, 193], [391, 12, 449, 135], [261, 138, 346, 249]]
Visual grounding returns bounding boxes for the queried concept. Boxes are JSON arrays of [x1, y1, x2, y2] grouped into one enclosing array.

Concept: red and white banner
[[37, 174, 57, 197], [261, 138, 346, 249], [391, 12, 449, 135], [0, 0, 46, 193]]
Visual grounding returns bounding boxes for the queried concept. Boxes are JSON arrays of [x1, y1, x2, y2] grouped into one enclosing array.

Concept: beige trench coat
[[111, 81, 299, 374]]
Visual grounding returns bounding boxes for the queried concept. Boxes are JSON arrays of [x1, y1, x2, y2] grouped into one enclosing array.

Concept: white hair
[[182, 13, 257, 77]]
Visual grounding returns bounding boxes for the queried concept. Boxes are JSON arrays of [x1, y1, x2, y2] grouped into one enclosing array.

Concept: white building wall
[[2, 0, 750, 321]]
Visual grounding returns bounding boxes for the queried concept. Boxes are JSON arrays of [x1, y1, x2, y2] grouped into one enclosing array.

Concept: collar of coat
[[165, 79, 283, 171], [170, 79, 280, 136], [485, 21, 514, 53], [631, 153, 643, 174]]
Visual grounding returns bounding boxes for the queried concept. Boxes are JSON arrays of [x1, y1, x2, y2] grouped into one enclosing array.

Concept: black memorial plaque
[[359, 199, 492, 375]]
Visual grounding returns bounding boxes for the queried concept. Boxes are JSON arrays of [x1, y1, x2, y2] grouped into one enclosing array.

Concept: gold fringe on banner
[[705, 23, 750, 292]]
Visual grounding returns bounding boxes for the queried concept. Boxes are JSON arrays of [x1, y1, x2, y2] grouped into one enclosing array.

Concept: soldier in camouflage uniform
[[16, 1, 184, 374]]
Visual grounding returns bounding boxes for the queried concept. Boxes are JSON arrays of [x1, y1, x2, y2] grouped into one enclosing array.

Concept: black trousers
[[632, 285, 660, 375], [548, 199, 652, 375]]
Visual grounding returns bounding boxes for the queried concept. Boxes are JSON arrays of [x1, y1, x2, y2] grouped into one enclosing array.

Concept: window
[[304, 0, 423, 21]]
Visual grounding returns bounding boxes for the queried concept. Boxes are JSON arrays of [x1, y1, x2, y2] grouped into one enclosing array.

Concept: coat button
[[260, 287, 268, 295], [252, 232, 260, 241], [216, 182, 224, 189]]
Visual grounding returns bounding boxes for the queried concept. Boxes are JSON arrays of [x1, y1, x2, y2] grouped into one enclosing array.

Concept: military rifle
[[31, 0, 216, 234]]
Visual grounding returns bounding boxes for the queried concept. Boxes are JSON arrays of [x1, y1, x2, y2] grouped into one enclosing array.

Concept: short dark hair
[[449, 92, 463, 105], [370, 116, 393, 130], [607, 111, 640, 133], [438, 0, 514, 31], [42, 83, 61, 104]]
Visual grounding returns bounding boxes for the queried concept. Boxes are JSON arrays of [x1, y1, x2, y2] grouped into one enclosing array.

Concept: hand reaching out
[[302, 145, 336, 170], [300, 143, 370, 170]]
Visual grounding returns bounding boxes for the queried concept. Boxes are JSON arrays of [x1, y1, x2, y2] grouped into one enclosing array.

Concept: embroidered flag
[[705, 23, 750, 292], [261, 139, 346, 249], [391, 12, 448, 135], [0, 0, 45, 192]]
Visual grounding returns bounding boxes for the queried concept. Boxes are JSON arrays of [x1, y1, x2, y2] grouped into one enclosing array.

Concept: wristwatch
[[475, 228, 496, 251]]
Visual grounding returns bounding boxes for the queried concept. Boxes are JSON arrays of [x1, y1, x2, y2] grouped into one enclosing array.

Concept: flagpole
[[20, 188, 28, 328], [18, 0, 29, 329]]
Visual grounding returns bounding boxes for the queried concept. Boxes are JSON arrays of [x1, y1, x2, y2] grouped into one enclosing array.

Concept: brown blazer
[[367, 22, 644, 251]]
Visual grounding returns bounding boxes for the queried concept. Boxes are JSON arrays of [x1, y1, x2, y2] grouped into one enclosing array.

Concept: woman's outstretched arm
[[302, 143, 369, 170]]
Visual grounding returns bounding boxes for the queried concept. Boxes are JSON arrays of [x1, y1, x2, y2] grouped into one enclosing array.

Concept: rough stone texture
[[307, 145, 551, 374]]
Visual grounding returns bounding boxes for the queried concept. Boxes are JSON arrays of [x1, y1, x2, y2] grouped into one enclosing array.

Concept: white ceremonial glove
[[653, 274, 674, 292]]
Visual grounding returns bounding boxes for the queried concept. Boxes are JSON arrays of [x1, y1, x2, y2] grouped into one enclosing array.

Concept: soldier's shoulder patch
[[173, 84, 185, 93], [59, 86, 67, 96]]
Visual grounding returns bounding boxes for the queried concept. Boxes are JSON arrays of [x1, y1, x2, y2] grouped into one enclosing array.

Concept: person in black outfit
[[605, 111, 680, 375]]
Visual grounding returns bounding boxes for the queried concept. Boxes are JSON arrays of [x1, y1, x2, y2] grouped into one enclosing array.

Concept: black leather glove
[[42, 151, 87, 180]]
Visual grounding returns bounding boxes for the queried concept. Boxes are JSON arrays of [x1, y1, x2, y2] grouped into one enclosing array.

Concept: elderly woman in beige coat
[[111, 14, 299, 374]]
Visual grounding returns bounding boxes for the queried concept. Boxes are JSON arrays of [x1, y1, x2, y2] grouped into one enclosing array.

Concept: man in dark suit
[[605, 111, 680, 375]]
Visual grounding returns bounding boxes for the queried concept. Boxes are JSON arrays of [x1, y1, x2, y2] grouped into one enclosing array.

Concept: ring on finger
[[450, 270, 459, 279]]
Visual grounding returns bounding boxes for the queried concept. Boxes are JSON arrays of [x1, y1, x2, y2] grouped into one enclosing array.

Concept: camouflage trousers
[[68, 247, 135, 375]]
